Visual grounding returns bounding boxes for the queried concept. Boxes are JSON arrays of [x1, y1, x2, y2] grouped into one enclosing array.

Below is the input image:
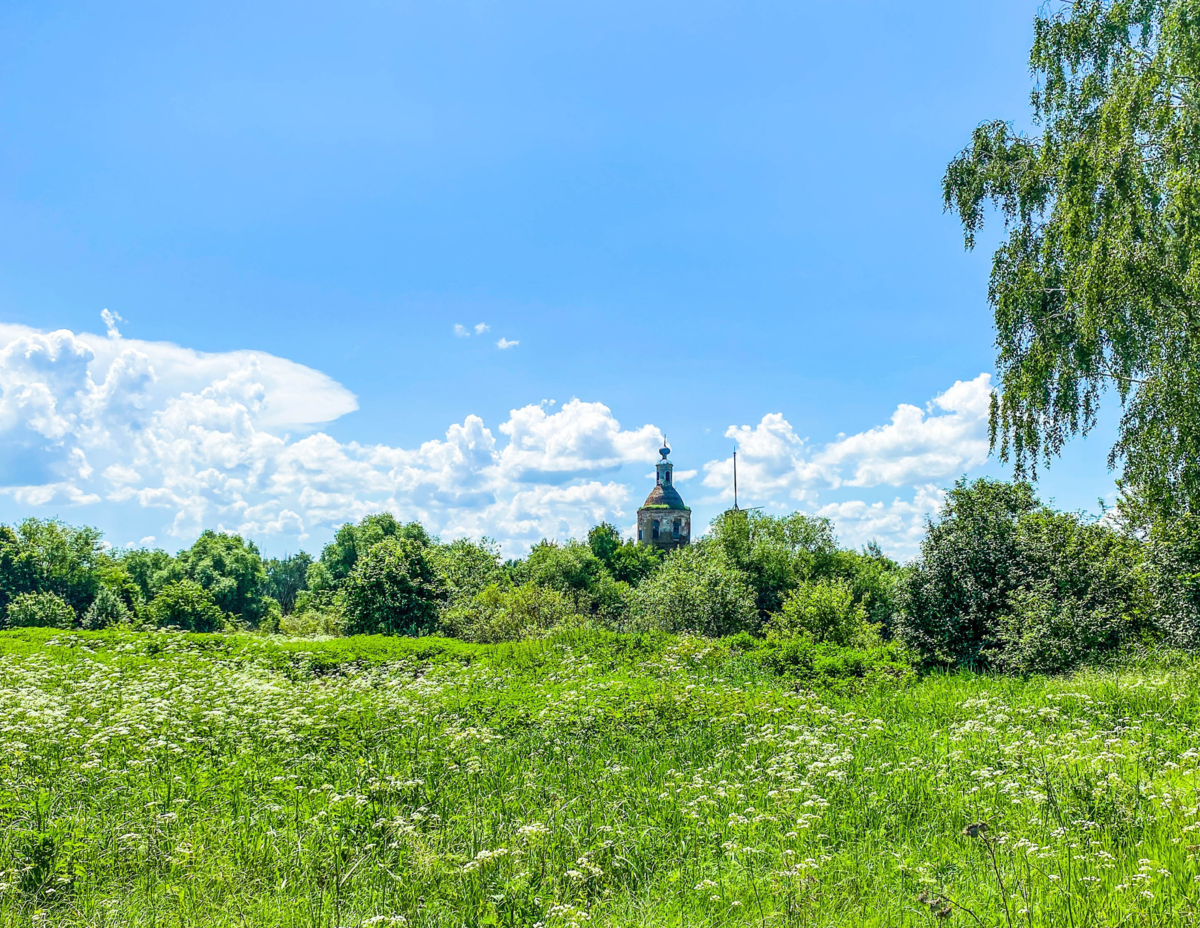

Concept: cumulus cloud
[[815, 485, 945, 556], [474, 322, 490, 334], [0, 321, 658, 553], [453, 324, 470, 337], [0, 318, 992, 557], [496, 337, 519, 350], [702, 375, 991, 502], [698, 375, 993, 557]]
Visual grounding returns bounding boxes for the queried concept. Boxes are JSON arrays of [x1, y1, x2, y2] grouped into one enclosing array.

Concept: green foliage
[[632, 542, 757, 637], [428, 536, 505, 610], [341, 538, 442, 636], [708, 509, 840, 617], [264, 552, 312, 615], [748, 636, 912, 685], [765, 578, 873, 647], [899, 478, 1041, 666], [588, 522, 663, 586], [1144, 513, 1200, 648], [901, 478, 1148, 672], [115, 547, 175, 605], [4, 590, 76, 629], [4, 628, 1199, 924], [146, 579, 228, 632], [6, 518, 106, 616], [315, 513, 431, 588], [944, 0, 1200, 520], [175, 530, 276, 628], [439, 581, 582, 643], [82, 586, 132, 630]]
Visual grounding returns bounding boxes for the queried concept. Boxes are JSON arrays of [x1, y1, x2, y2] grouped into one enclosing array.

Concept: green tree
[[175, 531, 276, 628], [428, 537, 505, 611], [632, 542, 757, 638], [708, 509, 839, 617], [116, 547, 176, 606], [898, 479, 1041, 666], [316, 514, 431, 588], [4, 591, 76, 629], [944, 0, 1200, 520], [519, 540, 609, 611], [587, 522, 662, 586], [83, 586, 133, 630], [0, 526, 36, 618], [264, 552, 312, 615], [9, 518, 105, 615], [342, 539, 443, 636], [146, 580, 227, 632], [766, 579, 871, 647]]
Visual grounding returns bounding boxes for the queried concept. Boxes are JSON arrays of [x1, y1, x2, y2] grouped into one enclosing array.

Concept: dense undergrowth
[[2, 628, 1199, 926]]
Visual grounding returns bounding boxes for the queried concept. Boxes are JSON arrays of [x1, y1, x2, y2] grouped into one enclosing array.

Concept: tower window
[[665, 472, 670, 484], [672, 519, 681, 537], [652, 519, 659, 540]]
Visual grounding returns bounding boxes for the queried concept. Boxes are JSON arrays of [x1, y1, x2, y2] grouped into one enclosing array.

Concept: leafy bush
[[278, 608, 345, 637], [765, 578, 874, 647], [899, 478, 1148, 671], [1144, 513, 1200, 649], [992, 586, 1132, 674], [898, 478, 1040, 666], [342, 538, 442, 636], [439, 582, 583, 643], [146, 580, 228, 632], [631, 543, 757, 637], [747, 637, 913, 685], [428, 537, 505, 610], [82, 586, 132, 630], [4, 591, 76, 629]]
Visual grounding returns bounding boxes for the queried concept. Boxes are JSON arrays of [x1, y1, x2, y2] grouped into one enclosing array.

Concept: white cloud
[[474, 322, 490, 334], [100, 309, 125, 339], [0, 322, 658, 554], [496, 338, 519, 350], [453, 324, 470, 337], [0, 318, 991, 557], [698, 376, 992, 557], [815, 485, 945, 559], [815, 374, 991, 487], [702, 375, 992, 502]]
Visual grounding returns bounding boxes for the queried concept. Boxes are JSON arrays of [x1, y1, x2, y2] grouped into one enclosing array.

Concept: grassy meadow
[[1, 629, 1199, 927]]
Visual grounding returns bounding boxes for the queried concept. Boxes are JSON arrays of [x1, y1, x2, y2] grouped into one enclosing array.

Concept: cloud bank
[[0, 320, 992, 556]]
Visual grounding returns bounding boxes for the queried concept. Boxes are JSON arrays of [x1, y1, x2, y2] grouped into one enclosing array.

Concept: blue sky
[[0, 0, 1122, 557]]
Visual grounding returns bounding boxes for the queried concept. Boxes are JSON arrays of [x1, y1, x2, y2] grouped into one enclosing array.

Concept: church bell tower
[[637, 440, 691, 551]]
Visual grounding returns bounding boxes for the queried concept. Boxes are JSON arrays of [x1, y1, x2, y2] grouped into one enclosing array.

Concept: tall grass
[[1, 628, 1199, 925]]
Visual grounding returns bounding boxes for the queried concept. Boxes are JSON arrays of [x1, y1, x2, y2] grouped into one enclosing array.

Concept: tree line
[[5, 477, 1200, 673]]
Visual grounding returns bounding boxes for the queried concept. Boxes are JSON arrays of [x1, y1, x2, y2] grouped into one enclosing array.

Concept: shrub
[[631, 543, 758, 637], [342, 538, 442, 636], [82, 586, 132, 630], [991, 586, 1131, 674], [899, 478, 1148, 671], [749, 637, 913, 685], [5, 591, 76, 629], [278, 608, 345, 637], [1144, 513, 1200, 648], [765, 578, 873, 647], [146, 580, 227, 632], [439, 582, 583, 643], [898, 478, 1040, 667]]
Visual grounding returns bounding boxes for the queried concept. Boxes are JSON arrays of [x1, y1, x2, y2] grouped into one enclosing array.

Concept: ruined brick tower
[[637, 441, 691, 551]]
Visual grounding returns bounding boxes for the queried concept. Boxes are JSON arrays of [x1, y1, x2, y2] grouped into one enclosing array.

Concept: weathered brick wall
[[637, 507, 691, 551]]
